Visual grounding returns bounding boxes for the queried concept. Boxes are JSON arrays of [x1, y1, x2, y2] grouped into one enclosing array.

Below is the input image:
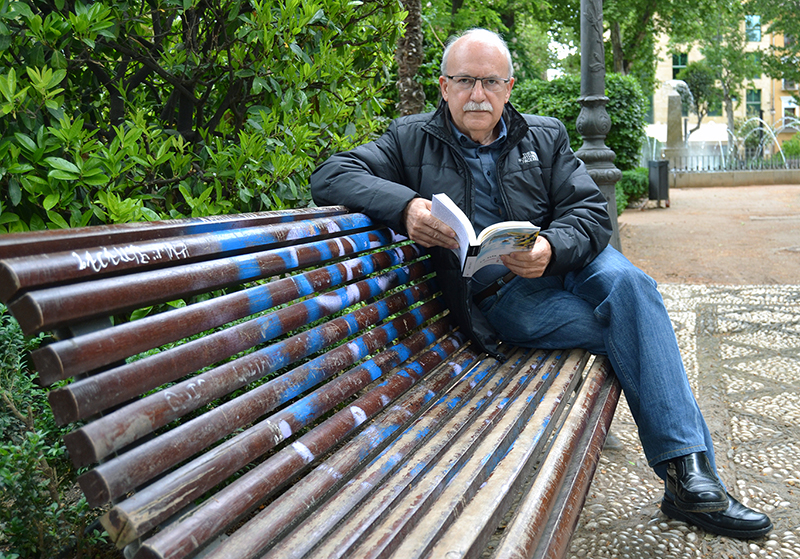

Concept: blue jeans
[[476, 246, 716, 483]]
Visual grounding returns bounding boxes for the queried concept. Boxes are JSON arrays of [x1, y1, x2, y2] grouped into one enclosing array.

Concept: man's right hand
[[403, 198, 459, 249]]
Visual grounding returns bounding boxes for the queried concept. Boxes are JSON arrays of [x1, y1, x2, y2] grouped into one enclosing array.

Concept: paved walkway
[[568, 259, 800, 553]]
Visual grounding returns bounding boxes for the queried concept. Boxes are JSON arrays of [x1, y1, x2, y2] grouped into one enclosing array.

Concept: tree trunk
[[610, 21, 625, 74], [396, 0, 425, 116]]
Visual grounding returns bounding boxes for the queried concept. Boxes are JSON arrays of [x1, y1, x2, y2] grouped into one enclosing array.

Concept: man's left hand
[[500, 235, 552, 278]]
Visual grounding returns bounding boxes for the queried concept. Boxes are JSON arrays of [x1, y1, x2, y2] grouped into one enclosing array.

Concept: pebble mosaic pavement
[[568, 284, 800, 559]]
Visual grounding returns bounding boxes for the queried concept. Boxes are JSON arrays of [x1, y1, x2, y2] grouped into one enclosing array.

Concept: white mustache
[[463, 101, 493, 112]]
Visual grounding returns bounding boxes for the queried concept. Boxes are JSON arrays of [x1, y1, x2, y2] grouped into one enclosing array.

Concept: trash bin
[[648, 160, 669, 207]]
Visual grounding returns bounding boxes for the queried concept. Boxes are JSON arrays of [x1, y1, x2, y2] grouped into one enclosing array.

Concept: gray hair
[[440, 28, 514, 79]]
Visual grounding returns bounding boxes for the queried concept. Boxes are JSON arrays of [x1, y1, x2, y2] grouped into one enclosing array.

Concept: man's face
[[439, 37, 514, 145]]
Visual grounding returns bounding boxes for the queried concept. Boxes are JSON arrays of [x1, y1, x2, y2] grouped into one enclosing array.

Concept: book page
[[463, 224, 540, 277], [431, 193, 476, 270]]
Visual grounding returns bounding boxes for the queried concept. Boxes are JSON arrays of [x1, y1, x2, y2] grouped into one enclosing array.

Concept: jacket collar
[[424, 99, 529, 147]]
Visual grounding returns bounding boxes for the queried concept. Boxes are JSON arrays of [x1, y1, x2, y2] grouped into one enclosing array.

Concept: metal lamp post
[[575, 0, 623, 251]]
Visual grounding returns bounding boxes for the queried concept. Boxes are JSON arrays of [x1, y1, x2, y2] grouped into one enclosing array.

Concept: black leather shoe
[[666, 452, 727, 512], [662, 492, 773, 539]]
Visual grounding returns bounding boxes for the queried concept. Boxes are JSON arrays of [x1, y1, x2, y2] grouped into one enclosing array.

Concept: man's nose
[[470, 80, 487, 100]]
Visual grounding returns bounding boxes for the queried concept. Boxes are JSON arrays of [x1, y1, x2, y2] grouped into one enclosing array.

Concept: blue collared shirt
[[450, 119, 511, 288]]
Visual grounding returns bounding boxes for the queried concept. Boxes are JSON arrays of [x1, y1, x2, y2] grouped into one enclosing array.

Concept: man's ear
[[439, 76, 449, 102], [505, 77, 515, 103]]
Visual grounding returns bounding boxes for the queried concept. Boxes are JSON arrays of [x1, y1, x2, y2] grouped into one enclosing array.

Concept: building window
[[746, 89, 762, 118], [672, 53, 688, 80], [746, 15, 761, 42], [786, 107, 797, 119]]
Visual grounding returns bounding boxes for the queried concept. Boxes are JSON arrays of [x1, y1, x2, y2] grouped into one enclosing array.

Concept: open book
[[430, 193, 540, 277]]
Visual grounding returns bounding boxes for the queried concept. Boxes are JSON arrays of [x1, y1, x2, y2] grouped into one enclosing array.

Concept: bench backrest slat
[[0, 213, 373, 305], [8, 225, 395, 335], [0, 207, 349, 259], [34, 242, 423, 386], [59, 269, 437, 468]]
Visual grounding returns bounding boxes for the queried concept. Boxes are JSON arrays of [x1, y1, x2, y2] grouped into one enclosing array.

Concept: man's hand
[[501, 235, 552, 278], [403, 198, 459, 249]]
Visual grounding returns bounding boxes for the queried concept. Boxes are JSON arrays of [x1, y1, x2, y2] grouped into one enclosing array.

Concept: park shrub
[[512, 73, 647, 172], [782, 132, 800, 157], [620, 167, 649, 201], [0, 0, 404, 232], [615, 166, 650, 214], [0, 305, 112, 558]]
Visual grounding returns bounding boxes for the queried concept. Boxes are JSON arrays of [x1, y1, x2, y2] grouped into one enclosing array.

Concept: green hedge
[[615, 167, 649, 214], [0, 0, 404, 233], [511, 73, 647, 172]]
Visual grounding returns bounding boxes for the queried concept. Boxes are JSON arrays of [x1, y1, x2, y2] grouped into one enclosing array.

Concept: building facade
[[647, 15, 799, 156]]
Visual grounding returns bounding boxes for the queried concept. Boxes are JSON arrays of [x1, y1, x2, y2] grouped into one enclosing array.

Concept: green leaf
[[46, 210, 69, 228], [0, 68, 15, 101], [82, 173, 109, 186], [8, 178, 22, 205], [14, 133, 37, 152], [48, 169, 80, 180], [44, 157, 80, 174], [130, 307, 153, 321], [43, 193, 60, 210], [8, 162, 34, 174], [0, 212, 20, 225]]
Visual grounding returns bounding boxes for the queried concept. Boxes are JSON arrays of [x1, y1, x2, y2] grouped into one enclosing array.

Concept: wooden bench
[[0, 207, 620, 559]]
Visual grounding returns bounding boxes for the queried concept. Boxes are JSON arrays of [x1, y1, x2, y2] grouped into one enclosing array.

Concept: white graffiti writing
[[72, 241, 190, 273]]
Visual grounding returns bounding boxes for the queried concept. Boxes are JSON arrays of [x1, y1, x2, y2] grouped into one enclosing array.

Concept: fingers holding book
[[403, 197, 459, 249]]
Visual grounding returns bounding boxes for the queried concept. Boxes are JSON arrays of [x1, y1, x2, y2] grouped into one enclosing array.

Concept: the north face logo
[[519, 151, 539, 165]]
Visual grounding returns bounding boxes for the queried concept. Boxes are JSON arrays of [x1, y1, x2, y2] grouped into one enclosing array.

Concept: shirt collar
[[450, 116, 508, 150]]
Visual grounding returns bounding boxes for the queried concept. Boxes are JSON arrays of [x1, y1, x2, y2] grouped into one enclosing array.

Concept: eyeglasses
[[445, 75, 511, 93]]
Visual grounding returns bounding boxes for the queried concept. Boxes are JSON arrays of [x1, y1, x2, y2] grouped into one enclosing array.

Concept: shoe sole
[[661, 499, 773, 539]]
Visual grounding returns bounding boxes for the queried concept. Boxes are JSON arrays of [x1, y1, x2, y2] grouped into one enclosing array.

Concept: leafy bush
[[781, 132, 800, 157], [619, 167, 649, 201], [614, 167, 650, 214], [512, 73, 647, 172], [0, 0, 405, 232], [0, 306, 109, 558]]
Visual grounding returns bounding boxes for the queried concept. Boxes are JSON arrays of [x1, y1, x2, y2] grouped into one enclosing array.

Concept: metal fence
[[669, 154, 800, 172]]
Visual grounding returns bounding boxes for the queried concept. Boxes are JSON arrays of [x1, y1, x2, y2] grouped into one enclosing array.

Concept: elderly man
[[311, 28, 772, 539]]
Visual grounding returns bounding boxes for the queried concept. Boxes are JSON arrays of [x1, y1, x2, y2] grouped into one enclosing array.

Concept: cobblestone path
[[569, 284, 800, 559]]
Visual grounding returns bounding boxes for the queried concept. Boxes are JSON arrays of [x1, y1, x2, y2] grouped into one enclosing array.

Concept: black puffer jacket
[[311, 100, 612, 356]]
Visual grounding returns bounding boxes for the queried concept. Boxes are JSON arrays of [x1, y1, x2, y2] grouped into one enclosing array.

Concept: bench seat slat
[[77, 308, 451, 508], [427, 352, 597, 559], [354, 350, 587, 559], [0, 207, 349, 260], [260, 347, 552, 559], [110, 332, 471, 555], [33, 243, 424, 384], [498, 356, 620, 559]]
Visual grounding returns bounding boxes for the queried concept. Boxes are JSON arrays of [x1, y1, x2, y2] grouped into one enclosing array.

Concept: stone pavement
[[568, 283, 800, 559]]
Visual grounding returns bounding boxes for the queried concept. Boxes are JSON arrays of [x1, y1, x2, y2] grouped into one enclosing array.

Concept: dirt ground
[[618, 184, 800, 285]]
